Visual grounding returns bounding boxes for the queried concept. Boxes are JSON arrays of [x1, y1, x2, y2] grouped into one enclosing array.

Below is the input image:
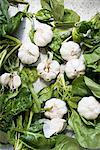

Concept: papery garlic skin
[[0, 72, 21, 90], [34, 23, 53, 47], [37, 58, 60, 81], [60, 41, 81, 61], [44, 98, 67, 119], [43, 118, 66, 138], [18, 42, 39, 65], [65, 58, 85, 79], [77, 96, 100, 120], [0, 73, 11, 86]]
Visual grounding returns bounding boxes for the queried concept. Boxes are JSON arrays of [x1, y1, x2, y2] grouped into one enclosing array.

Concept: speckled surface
[[64, 0, 100, 20], [1, 0, 100, 150]]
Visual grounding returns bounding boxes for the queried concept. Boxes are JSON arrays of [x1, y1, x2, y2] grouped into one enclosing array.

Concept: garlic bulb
[[44, 98, 67, 119], [0, 72, 21, 90], [34, 23, 53, 47], [60, 41, 81, 61], [37, 53, 60, 81], [65, 57, 85, 79], [18, 42, 39, 65], [78, 96, 100, 120]]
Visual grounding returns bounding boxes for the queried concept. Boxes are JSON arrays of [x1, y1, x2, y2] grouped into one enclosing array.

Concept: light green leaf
[[69, 110, 100, 149]]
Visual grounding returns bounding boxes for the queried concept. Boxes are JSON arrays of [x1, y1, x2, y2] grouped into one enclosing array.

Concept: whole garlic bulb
[[44, 98, 67, 119], [37, 53, 60, 81], [0, 73, 11, 86], [60, 41, 81, 61], [77, 96, 100, 120], [34, 23, 53, 47], [18, 42, 39, 65], [65, 57, 85, 79], [0, 72, 21, 90]]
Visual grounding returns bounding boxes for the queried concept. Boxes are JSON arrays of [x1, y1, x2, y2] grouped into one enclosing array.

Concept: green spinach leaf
[[20, 132, 56, 150], [84, 76, 100, 98], [72, 76, 91, 97], [69, 110, 100, 149], [53, 135, 82, 150], [55, 9, 80, 28], [35, 9, 52, 22], [0, 12, 24, 37], [84, 46, 100, 64], [0, 0, 9, 24]]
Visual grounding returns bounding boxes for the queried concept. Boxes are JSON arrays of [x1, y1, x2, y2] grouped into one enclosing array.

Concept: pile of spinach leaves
[[0, 0, 100, 150]]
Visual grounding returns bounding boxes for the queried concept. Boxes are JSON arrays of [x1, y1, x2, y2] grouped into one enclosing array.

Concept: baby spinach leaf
[[38, 86, 53, 102], [72, 76, 91, 97], [50, 0, 64, 21], [49, 28, 71, 53], [53, 135, 82, 150], [84, 46, 100, 64], [55, 9, 80, 28], [41, 0, 64, 21], [84, 76, 100, 98], [35, 9, 52, 22], [69, 110, 100, 149], [41, 0, 51, 11], [0, 0, 9, 24], [0, 12, 24, 37], [91, 13, 100, 29], [20, 132, 56, 150]]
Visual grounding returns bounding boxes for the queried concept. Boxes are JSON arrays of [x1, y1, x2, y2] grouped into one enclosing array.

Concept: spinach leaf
[[38, 86, 53, 102], [49, 28, 71, 53], [41, 0, 64, 21], [0, 87, 33, 122], [0, 12, 24, 37], [84, 46, 100, 64], [69, 110, 100, 149], [41, 0, 51, 11], [21, 67, 41, 113], [0, 0, 9, 24], [84, 76, 100, 98], [20, 132, 56, 150], [53, 135, 82, 150], [55, 9, 80, 28], [72, 76, 91, 97], [91, 13, 100, 29], [35, 9, 52, 22], [50, 0, 64, 21]]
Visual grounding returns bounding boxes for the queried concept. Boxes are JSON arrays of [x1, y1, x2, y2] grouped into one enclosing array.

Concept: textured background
[[0, 0, 100, 149]]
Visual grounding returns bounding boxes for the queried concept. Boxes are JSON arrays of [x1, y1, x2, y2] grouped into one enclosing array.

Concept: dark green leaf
[[0, 0, 9, 24], [72, 76, 91, 97], [84, 76, 100, 98], [0, 12, 24, 37], [20, 132, 56, 150], [53, 135, 82, 150], [84, 47, 100, 64], [0, 87, 33, 122]]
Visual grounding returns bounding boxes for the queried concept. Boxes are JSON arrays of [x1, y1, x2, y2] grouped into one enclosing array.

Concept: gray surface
[[1, 0, 100, 149]]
